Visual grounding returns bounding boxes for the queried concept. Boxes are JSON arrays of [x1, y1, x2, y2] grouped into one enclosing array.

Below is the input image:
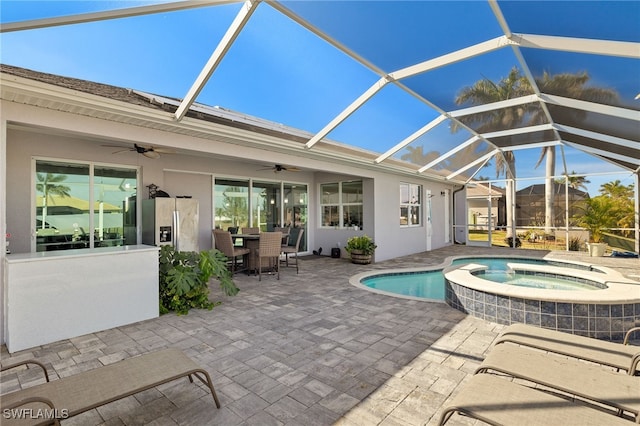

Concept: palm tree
[[36, 173, 71, 229], [532, 71, 619, 234], [454, 67, 533, 242], [454, 68, 620, 242], [558, 172, 590, 192], [599, 179, 633, 198]]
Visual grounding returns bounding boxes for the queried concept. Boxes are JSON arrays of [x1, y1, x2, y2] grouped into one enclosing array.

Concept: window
[[214, 179, 307, 250], [214, 178, 249, 231], [252, 180, 281, 231], [320, 181, 363, 229], [400, 183, 421, 226], [35, 160, 138, 252]]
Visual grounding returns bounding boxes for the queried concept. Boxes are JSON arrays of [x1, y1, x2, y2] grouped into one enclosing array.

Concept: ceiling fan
[[260, 164, 301, 173], [103, 143, 174, 159]]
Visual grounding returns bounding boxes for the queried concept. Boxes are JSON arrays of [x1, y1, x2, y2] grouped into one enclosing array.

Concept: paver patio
[[1, 246, 639, 425]]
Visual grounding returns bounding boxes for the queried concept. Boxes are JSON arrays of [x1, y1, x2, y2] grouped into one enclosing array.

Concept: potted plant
[[345, 235, 377, 264], [577, 196, 615, 257]]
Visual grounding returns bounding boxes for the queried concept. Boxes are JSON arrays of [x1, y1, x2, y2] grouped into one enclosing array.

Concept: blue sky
[[1, 0, 637, 194]]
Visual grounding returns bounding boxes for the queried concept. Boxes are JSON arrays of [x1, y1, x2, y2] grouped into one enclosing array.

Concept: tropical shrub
[[158, 245, 239, 315]]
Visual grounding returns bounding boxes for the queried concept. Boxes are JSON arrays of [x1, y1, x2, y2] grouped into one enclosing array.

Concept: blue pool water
[[360, 257, 597, 300], [362, 271, 445, 300], [477, 271, 599, 291]]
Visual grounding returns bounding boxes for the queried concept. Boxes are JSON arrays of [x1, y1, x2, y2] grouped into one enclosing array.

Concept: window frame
[[400, 182, 422, 227], [319, 180, 363, 230], [33, 157, 140, 252]]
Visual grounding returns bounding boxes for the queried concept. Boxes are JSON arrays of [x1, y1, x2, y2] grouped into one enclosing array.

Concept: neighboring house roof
[[516, 183, 589, 198], [467, 182, 505, 199]]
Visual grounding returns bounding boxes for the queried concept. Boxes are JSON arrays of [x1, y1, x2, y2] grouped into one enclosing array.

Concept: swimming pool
[[350, 255, 640, 340], [359, 257, 599, 301]]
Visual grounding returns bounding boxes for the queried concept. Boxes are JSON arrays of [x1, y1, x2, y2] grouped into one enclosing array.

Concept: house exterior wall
[[0, 99, 457, 347]]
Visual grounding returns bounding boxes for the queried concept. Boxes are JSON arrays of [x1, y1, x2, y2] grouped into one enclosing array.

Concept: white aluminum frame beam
[[447, 149, 499, 180], [374, 115, 447, 163], [175, 0, 258, 121], [448, 94, 539, 118], [305, 77, 389, 149], [481, 123, 553, 140], [554, 124, 638, 151], [510, 33, 640, 59], [0, 0, 237, 33], [563, 141, 640, 167], [541, 94, 640, 121], [389, 36, 509, 81], [418, 135, 480, 173]]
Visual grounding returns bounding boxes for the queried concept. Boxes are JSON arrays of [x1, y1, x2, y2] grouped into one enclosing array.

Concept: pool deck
[[1, 245, 639, 425]]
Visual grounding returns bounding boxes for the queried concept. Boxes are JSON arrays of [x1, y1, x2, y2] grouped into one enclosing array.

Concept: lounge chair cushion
[[439, 374, 634, 426], [496, 323, 640, 374], [476, 344, 640, 418]]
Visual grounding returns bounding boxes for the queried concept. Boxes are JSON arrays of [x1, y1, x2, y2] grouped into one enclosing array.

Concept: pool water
[[360, 257, 598, 300], [477, 271, 599, 291], [362, 271, 445, 300]]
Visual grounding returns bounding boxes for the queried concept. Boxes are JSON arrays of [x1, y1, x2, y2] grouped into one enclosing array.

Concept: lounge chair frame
[[0, 348, 220, 425]]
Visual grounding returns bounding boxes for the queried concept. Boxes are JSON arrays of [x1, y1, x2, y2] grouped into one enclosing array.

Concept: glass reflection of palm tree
[[36, 172, 71, 229]]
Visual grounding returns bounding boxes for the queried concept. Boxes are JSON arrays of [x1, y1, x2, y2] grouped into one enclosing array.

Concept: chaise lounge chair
[[475, 344, 640, 421], [0, 348, 220, 425], [438, 374, 634, 426], [494, 323, 640, 375]]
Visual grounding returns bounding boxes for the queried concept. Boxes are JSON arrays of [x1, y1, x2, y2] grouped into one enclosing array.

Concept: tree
[[576, 196, 617, 243], [598, 180, 635, 237], [36, 172, 71, 229], [454, 67, 620, 242], [532, 72, 619, 234], [557, 172, 590, 192], [454, 67, 532, 242]]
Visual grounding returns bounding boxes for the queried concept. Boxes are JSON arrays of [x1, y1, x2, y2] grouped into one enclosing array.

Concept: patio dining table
[[233, 233, 264, 273]]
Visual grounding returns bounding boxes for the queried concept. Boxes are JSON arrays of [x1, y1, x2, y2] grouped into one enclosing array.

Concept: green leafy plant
[[158, 245, 239, 315], [576, 196, 616, 243], [345, 235, 377, 255], [568, 236, 582, 251]]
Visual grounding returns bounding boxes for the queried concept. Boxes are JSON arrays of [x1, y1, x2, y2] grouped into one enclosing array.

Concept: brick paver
[[2, 246, 638, 425]]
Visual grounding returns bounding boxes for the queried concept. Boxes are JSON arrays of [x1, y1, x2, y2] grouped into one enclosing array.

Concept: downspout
[[452, 184, 466, 244]]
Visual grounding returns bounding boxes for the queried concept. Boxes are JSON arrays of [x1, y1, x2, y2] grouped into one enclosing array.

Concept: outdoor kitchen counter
[[4, 245, 160, 353]]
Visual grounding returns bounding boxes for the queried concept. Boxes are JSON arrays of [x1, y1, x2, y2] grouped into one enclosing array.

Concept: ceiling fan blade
[[142, 150, 161, 159], [152, 147, 176, 154], [111, 148, 133, 154], [284, 166, 301, 172]]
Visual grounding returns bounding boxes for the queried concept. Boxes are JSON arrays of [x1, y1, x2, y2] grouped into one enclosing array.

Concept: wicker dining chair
[[256, 231, 282, 281], [213, 230, 250, 274], [274, 226, 291, 245], [281, 228, 304, 274], [241, 227, 260, 235]]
